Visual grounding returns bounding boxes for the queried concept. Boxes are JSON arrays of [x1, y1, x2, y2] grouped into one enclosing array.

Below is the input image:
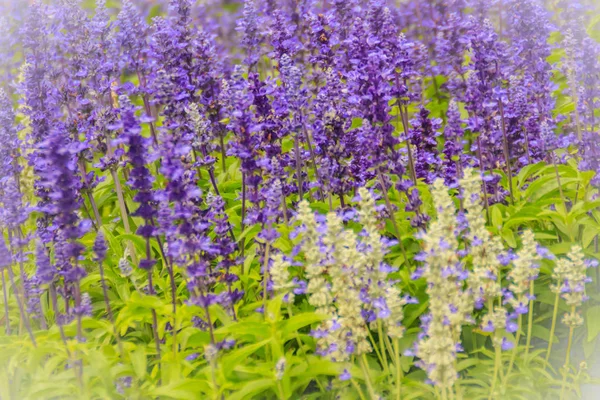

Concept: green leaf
[[228, 379, 275, 400], [221, 339, 271, 376], [279, 312, 327, 339], [130, 346, 146, 379]]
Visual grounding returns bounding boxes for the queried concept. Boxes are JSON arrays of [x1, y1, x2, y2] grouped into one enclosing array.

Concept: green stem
[[276, 381, 285, 400], [359, 355, 377, 400], [351, 379, 367, 400], [262, 244, 271, 321], [377, 320, 390, 375], [545, 293, 560, 364], [560, 307, 576, 400], [525, 281, 535, 356], [505, 313, 522, 382], [393, 338, 403, 400], [367, 327, 386, 368]]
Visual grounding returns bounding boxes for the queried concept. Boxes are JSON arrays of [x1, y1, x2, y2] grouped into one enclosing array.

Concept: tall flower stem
[[488, 300, 500, 400], [2, 270, 10, 334], [78, 160, 102, 227], [377, 171, 409, 266], [50, 284, 80, 390], [147, 269, 162, 379], [525, 281, 535, 355], [399, 106, 418, 185], [475, 137, 491, 221], [262, 243, 271, 321], [498, 102, 514, 204], [293, 131, 304, 199], [377, 320, 390, 375], [505, 314, 522, 382], [110, 168, 137, 264], [359, 355, 377, 400], [393, 338, 403, 400], [98, 259, 124, 356], [559, 308, 576, 400], [240, 173, 247, 260], [301, 120, 325, 201], [545, 293, 560, 364], [6, 261, 35, 346]]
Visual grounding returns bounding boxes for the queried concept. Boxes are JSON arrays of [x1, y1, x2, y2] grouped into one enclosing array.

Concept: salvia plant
[[1, 0, 600, 399]]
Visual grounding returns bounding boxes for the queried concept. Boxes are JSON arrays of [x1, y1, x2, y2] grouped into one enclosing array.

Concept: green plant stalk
[[525, 281, 535, 355], [2, 270, 10, 335], [545, 293, 560, 364], [504, 313, 522, 382], [498, 102, 514, 205], [489, 333, 502, 400], [262, 243, 271, 321], [293, 131, 304, 199], [488, 299, 500, 400], [393, 338, 403, 400], [110, 168, 138, 265], [560, 306, 576, 400], [98, 260, 124, 357], [147, 267, 162, 381], [6, 261, 35, 347], [377, 170, 409, 267], [359, 355, 377, 400], [209, 356, 220, 400], [276, 380, 286, 400], [351, 378, 368, 400], [367, 326, 386, 368], [377, 320, 390, 376]]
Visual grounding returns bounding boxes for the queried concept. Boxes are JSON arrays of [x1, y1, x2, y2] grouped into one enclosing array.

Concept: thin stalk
[[489, 333, 501, 400], [2, 271, 10, 334], [6, 264, 35, 346], [377, 320, 390, 375], [399, 106, 418, 185], [351, 379, 368, 400], [193, 149, 236, 242], [78, 160, 102, 227], [393, 338, 403, 400], [367, 327, 386, 368], [276, 380, 286, 400], [98, 260, 124, 357], [359, 355, 378, 399], [262, 243, 271, 321], [488, 299, 500, 400], [545, 293, 560, 364], [551, 154, 567, 214], [73, 281, 84, 386], [498, 102, 514, 204], [525, 281, 535, 355], [293, 131, 304, 199], [73, 282, 83, 343], [377, 171, 409, 267], [301, 121, 325, 201], [476, 136, 491, 222], [240, 173, 246, 259], [110, 168, 137, 265], [147, 269, 162, 379], [219, 132, 227, 174], [136, 71, 158, 146], [50, 284, 81, 390], [559, 307, 576, 400], [505, 313, 522, 382]]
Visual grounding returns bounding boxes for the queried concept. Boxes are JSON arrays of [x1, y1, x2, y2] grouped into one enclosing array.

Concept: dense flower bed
[[1, 0, 600, 398]]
